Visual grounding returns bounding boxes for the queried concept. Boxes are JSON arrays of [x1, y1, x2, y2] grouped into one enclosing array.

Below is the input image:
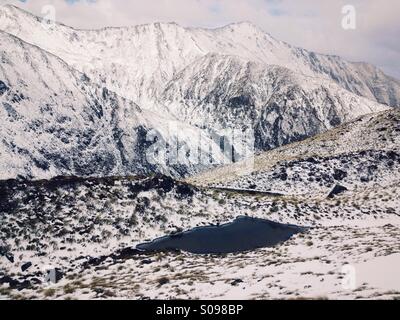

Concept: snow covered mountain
[[0, 4, 399, 180], [1, 4, 400, 109], [0, 31, 225, 180], [162, 54, 388, 150]]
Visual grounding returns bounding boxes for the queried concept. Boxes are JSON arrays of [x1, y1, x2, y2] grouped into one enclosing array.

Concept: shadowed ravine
[[136, 216, 307, 254]]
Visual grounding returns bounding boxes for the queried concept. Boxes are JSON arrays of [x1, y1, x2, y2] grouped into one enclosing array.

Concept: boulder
[[327, 184, 348, 198], [21, 262, 32, 272]]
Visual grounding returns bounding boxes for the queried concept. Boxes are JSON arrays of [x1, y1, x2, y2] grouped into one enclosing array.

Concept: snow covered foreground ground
[[2, 212, 399, 300], [1, 110, 399, 300]]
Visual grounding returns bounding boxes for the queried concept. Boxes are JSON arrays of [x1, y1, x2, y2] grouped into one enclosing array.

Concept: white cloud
[[1, 0, 399, 78]]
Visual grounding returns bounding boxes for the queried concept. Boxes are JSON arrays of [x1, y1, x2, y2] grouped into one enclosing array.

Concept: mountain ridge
[[1, 4, 399, 108]]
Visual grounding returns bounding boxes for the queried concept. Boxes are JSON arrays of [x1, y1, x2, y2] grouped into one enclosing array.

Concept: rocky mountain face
[[0, 4, 399, 180], [162, 54, 387, 150], [0, 31, 225, 180]]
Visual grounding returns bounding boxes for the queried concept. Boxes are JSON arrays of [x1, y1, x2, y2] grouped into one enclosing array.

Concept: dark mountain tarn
[[136, 216, 307, 254]]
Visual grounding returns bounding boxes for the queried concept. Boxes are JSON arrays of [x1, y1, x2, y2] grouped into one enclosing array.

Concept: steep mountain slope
[[189, 109, 400, 198], [0, 31, 225, 180], [1, 4, 399, 110], [162, 54, 387, 150]]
